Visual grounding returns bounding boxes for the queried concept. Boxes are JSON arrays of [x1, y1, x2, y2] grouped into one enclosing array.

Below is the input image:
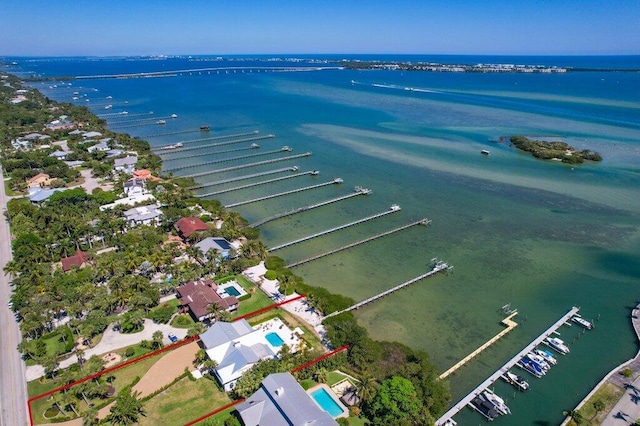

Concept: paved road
[[0, 165, 29, 426]]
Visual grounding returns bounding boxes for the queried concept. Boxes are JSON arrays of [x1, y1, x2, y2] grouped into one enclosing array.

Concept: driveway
[[26, 319, 189, 381]]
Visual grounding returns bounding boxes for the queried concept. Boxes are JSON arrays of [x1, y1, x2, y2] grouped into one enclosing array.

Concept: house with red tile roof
[[174, 217, 210, 239], [61, 250, 90, 272], [175, 278, 239, 322]]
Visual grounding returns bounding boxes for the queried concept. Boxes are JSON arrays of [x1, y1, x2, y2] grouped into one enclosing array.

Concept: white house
[[123, 204, 163, 227], [114, 155, 138, 174]]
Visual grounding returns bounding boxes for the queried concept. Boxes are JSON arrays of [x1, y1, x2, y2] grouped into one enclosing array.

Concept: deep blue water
[[5, 56, 640, 425]]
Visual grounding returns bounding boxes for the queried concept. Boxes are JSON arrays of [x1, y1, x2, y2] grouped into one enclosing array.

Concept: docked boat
[[545, 337, 570, 354], [174, 142, 183, 148], [105, 104, 113, 109], [572, 316, 594, 330], [250, 143, 260, 149], [526, 352, 551, 371], [534, 348, 558, 365], [482, 389, 511, 415], [156, 120, 166, 125], [481, 149, 491, 155], [200, 125, 210, 131], [518, 357, 544, 378], [469, 396, 499, 421], [501, 371, 530, 391]]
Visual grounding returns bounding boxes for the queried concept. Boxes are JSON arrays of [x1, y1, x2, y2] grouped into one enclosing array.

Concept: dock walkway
[[152, 131, 260, 150], [189, 167, 297, 190], [286, 218, 429, 268], [157, 134, 273, 155], [250, 187, 371, 228], [436, 307, 580, 426], [164, 147, 291, 173], [224, 178, 341, 208], [268, 204, 400, 252], [324, 261, 449, 319], [197, 170, 316, 197], [181, 152, 311, 179]]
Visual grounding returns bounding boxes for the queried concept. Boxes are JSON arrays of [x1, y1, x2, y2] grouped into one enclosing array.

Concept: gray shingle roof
[[199, 319, 254, 350]]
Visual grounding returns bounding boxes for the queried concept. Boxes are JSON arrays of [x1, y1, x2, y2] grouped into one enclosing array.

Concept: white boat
[[572, 316, 593, 330], [545, 337, 570, 354], [501, 371, 529, 391], [482, 389, 511, 415], [481, 149, 490, 155], [518, 358, 544, 377], [171, 113, 178, 118], [534, 348, 558, 365], [104, 104, 113, 109], [156, 120, 166, 125], [106, 95, 112, 99], [526, 352, 551, 371]]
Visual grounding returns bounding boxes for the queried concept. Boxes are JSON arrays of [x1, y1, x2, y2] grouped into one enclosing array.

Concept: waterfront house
[[175, 217, 210, 240], [195, 237, 235, 261], [113, 155, 138, 174], [123, 178, 146, 196], [123, 204, 163, 228], [235, 372, 338, 425], [175, 278, 239, 323]]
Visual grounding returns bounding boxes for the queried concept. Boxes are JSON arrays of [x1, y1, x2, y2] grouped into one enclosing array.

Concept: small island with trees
[[509, 135, 603, 164]]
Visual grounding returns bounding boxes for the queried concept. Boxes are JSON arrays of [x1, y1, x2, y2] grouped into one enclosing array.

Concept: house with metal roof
[[113, 155, 138, 174], [236, 372, 338, 426], [123, 204, 163, 227], [195, 237, 234, 261]]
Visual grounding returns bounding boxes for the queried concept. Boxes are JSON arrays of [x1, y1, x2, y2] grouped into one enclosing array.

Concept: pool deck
[[254, 317, 302, 352], [307, 383, 349, 419]]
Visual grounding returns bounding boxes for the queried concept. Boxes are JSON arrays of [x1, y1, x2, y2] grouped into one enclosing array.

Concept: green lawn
[[166, 298, 179, 308], [139, 377, 234, 426], [171, 314, 195, 328], [231, 277, 274, 319], [569, 382, 625, 425], [328, 371, 351, 387]]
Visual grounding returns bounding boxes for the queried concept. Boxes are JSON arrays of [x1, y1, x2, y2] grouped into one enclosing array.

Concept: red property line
[[184, 398, 245, 426], [28, 335, 201, 425], [234, 293, 305, 321], [291, 344, 349, 374]]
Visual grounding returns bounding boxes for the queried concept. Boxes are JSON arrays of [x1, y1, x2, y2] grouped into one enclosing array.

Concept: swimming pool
[[224, 286, 241, 297], [311, 388, 344, 418], [265, 332, 284, 347]]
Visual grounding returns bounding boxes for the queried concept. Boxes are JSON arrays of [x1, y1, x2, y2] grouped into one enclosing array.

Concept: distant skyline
[[2, 0, 639, 56]]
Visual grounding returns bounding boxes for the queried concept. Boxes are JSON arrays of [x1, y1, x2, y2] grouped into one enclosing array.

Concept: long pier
[[286, 218, 429, 268], [439, 312, 519, 380], [324, 261, 450, 319], [137, 129, 203, 138], [250, 187, 372, 228], [268, 204, 400, 252], [163, 144, 259, 163], [224, 178, 342, 208], [435, 306, 581, 426], [108, 115, 176, 127], [156, 134, 274, 155], [98, 111, 152, 118], [197, 170, 318, 197], [74, 66, 342, 80], [181, 152, 312, 179], [165, 147, 292, 173], [152, 131, 260, 150], [189, 167, 298, 190]]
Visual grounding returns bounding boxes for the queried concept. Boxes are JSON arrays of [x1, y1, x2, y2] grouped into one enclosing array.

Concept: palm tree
[[194, 348, 208, 366], [187, 322, 206, 337], [75, 348, 86, 370], [107, 388, 146, 425], [356, 371, 378, 405], [207, 302, 230, 323], [314, 367, 328, 384], [151, 331, 164, 349]]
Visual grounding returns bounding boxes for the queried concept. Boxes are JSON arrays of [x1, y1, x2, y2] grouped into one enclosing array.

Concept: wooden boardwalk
[[324, 261, 450, 319], [436, 307, 580, 426], [286, 218, 429, 268], [439, 312, 519, 380], [267, 204, 399, 252]]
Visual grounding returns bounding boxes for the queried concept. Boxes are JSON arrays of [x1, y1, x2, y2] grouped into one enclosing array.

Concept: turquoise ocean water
[[11, 55, 640, 425]]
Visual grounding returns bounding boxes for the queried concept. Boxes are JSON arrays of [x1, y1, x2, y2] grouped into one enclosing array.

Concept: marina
[[224, 178, 342, 208], [164, 146, 292, 173], [435, 306, 580, 426], [196, 170, 318, 197], [286, 218, 429, 268], [267, 204, 400, 252], [250, 186, 372, 228], [324, 260, 451, 319], [181, 152, 312, 179]]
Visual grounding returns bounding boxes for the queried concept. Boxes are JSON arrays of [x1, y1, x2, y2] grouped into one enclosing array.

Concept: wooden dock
[[439, 312, 519, 380], [181, 152, 312, 179], [324, 261, 450, 319], [164, 147, 291, 173], [163, 144, 259, 164], [152, 131, 260, 149], [435, 306, 580, 426], [189, 167, 298, 190], [286, 218, 429, 268], [157, 134, 274, 155], [224, 178, 342, 208], [109, 115, 176, 128], [250, 187, 371, 228], [268, 204, 400, 252], [197, 170, 317, 197]]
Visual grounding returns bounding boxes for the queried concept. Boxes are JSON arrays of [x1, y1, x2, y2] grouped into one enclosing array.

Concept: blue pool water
[[224, 286, 241, 297], [265, 332, 284, 347], [311, 388, 344, 418]]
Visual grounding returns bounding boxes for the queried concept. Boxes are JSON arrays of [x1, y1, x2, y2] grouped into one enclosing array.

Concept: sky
[[1, 0, 639, 56]]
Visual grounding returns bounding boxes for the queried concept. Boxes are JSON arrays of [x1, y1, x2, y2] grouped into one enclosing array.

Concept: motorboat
[[156, 120, 166, 125], [545, 337, 570, 354], [526, 352, 551, 371], [469, 396, 500, 421], [572, 316, 594, 330], [534, 348, 558, 365], [518, 357, 544, 378], [481, 149, 491, 155], [171, 113, 178, 118], [482, 389, 511, 415], [501, 371, 529, 391]]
